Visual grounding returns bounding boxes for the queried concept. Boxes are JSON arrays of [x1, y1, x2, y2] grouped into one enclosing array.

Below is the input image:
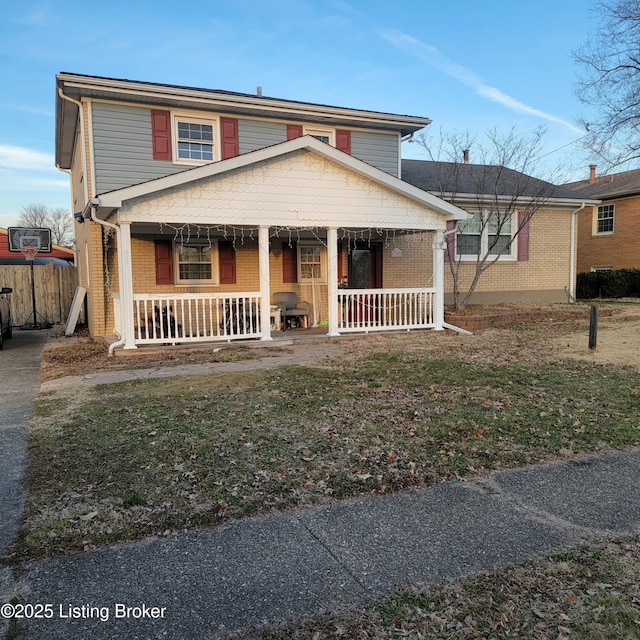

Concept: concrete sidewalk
[[7, 447, 640, 639]]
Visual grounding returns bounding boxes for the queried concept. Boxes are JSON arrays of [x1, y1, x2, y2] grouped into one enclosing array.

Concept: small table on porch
[[270, 305, 282, 332]]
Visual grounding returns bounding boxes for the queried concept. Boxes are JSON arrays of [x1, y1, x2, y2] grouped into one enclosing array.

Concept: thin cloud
[[0, 145, 55, 171], [380, 30, 583, 135], [0, 103, 54, 117]]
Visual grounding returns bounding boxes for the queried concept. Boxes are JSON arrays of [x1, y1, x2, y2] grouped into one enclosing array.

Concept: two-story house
[[55, 73, 593, 350], [56, 72, 471, 350], [564, 165, 640, 273]]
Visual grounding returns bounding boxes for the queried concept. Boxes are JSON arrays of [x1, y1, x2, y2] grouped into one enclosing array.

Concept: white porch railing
[[338, 287, 435, 333], [125, 292, 263, 345]]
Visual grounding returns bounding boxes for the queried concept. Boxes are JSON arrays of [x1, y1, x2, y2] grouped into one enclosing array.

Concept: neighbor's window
[[299, 244, 325, 282], [596, 204, 614, 234], [457, 212, 514, 259], [176, 241, 215, 283], [174, 116, 215, 163]]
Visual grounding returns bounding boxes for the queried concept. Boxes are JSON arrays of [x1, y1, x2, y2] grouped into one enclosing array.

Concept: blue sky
[[0, 0, 599, 228]]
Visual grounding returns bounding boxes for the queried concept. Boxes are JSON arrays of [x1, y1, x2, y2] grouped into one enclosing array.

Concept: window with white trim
[[298, 244, 326, 282], [303, 126, 334, 146], [596, 204, 614, 234], [176, 240, 218, 284], [457, 212, 515, 259], [173, 114, 217, 164]]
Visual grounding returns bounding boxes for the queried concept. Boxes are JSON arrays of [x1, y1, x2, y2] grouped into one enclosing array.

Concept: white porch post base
[[259, 225, 273, 341], [327, 227, 340, 336], [432, 229, 445, 331]]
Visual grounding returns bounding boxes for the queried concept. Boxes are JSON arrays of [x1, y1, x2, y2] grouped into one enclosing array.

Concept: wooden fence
[[0, 264, 78, 327]]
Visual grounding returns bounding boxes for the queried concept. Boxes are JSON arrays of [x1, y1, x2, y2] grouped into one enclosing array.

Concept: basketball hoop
[[20, 245, 39, 262]]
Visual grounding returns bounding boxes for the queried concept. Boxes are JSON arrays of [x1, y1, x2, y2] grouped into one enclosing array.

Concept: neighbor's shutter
[[445, 221, 456, 261], [219, 241, 236, 284], [336, 129, 351, 154], [286, 124, 303, 140], [151, 110, 172, 161], [518, 212, 530, 262], [282, 242, 298, 283], [220, 117, 239, 160], [155, 240, 174, 284]]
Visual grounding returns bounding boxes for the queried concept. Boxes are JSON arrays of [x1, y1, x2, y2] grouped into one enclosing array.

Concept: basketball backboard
[[7, 227, 52, 253]]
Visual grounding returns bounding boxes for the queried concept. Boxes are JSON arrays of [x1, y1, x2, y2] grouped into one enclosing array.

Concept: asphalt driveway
[[0, 328, 51, 556]]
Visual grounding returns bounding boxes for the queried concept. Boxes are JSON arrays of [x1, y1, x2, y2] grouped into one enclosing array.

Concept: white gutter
[[568, 202, 586, 302], [56, 88, 89, 205]]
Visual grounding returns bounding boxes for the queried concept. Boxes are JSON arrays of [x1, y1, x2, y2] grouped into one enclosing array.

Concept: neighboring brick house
[[402, 160, 597, 304], [55, 73, 593, 349], [564, 165, 640, 273]]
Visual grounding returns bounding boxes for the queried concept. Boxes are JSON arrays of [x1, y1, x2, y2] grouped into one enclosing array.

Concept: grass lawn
[[21, 322, 640, 559]]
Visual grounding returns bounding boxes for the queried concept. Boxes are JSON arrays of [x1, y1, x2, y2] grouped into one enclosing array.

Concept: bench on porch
[[273, 292, 312, 330]]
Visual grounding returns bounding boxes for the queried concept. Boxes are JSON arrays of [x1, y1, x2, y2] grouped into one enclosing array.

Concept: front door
[[348, 244, 382, 288], [347, 244, 382, 323]]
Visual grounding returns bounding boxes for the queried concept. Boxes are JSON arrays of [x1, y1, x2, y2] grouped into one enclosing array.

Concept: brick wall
[[577, 198, 640, 273]]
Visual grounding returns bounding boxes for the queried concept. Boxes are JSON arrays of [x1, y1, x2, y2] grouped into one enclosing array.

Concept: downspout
[[56, 88, 89, 205], [568, 203, 586, 302], [88, 200, 126, 355]]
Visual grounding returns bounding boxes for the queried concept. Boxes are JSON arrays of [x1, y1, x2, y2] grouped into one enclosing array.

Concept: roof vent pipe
[[463, 149, 470, 164], [589, 164, 597, 183], [257, 86, 262, 97]]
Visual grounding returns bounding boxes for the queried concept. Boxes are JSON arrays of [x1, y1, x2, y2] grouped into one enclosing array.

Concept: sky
[[0, 0, 602, 228]]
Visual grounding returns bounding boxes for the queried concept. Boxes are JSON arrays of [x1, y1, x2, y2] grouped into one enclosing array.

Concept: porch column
[[117, 221, 137, 348], [432, 229, 445, 331], [258, 225, 273, 341], [327, 227, 340, 336]]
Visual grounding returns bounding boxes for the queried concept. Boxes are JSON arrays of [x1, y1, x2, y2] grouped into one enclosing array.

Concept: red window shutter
[[219, 241, 236, 284], [337, 242, 344, 283], [445, 221, 456, 261], [220, 117, 239, 160], [286, 124, 303, 140], [336, 129, 351, 154], [155, 240, 174, 284], [151, 110, 172, 161], [282, 242, 297, 283], [518, 211, 530, 261]]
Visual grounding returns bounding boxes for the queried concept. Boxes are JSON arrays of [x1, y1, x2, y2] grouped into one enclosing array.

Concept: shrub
[[576, 268, 640, 299]]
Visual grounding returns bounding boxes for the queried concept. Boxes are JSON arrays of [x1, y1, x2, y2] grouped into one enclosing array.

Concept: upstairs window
[[173, 115, 216, 164], [596, 204, 614, 234]]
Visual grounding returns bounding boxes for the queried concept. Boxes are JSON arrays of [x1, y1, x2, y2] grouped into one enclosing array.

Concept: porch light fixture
[[391, 247, 402, 258]]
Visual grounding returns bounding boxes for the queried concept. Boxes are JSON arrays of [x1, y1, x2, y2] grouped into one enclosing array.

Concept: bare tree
[[574, 0, 640, 168], [411, 127, 564, 310], [17, 203, 73, 246]]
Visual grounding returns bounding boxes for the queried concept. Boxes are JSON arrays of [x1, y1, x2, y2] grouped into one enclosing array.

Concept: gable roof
[[401, 159, 596, 206], [91, 136, 469, 224], [56, 72, 431, 170], [564, 167, 640, 200]]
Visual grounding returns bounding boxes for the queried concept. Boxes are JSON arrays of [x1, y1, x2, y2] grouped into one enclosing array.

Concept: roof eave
[[56, 73, 432, 138]]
